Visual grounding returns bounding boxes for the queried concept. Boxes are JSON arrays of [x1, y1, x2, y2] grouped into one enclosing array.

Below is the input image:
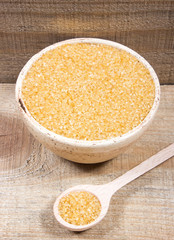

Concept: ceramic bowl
[[15, 38, 160, 164]]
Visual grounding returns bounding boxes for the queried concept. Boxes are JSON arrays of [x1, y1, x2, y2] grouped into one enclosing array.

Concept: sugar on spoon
[[53, 143, 174, 231]]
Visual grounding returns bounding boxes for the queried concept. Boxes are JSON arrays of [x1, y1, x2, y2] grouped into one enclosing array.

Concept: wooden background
[[0, 1, 174, 240], [0, 0, 174, 84]]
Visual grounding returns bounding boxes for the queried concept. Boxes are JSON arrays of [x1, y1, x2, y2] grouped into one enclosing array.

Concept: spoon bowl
[[53, 143, 174, 231], [53, 184, 110, 231]]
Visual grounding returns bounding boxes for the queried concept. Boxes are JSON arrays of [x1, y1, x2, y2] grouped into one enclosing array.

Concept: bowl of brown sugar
[[16, 38, 160, 163]]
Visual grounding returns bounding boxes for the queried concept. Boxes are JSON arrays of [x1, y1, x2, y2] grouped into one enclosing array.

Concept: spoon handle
[[106, 143, 174, 196]]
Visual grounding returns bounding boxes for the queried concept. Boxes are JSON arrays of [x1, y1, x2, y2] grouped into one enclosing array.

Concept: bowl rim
[[16, 38, 160, 148]]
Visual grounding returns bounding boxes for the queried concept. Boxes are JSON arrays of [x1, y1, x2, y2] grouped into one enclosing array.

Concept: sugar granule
[[58, 191, 101, 225], [22, 43, 155, 140]]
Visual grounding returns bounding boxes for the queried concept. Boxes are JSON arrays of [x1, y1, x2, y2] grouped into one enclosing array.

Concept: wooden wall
[[0, 0, 173, 84]]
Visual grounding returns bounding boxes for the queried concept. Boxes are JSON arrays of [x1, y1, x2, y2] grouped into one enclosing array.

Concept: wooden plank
[[0, 1, 174, 84], [0, 84, 174, 239]]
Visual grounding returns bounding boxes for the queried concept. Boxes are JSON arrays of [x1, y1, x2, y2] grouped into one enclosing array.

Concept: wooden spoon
[[53, 143, 174, 231]]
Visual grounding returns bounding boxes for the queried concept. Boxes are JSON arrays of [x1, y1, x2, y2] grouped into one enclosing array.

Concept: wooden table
[[0, 84, 174, 239]]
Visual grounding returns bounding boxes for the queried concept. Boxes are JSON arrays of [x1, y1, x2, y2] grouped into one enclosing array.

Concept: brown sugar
[[22, 43, 155, 140], [58, 191, 101, 225]]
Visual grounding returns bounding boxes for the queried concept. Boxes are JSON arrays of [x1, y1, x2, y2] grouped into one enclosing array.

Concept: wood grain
[[0, 83, 174, 239], [0, 1, 174, 84]]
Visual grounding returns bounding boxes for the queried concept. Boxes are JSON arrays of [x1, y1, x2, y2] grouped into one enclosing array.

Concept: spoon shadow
[[40, 178, 148, 237]]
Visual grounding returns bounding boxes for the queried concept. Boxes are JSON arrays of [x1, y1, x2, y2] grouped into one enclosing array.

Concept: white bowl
[[15, 38, 160, 164]]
